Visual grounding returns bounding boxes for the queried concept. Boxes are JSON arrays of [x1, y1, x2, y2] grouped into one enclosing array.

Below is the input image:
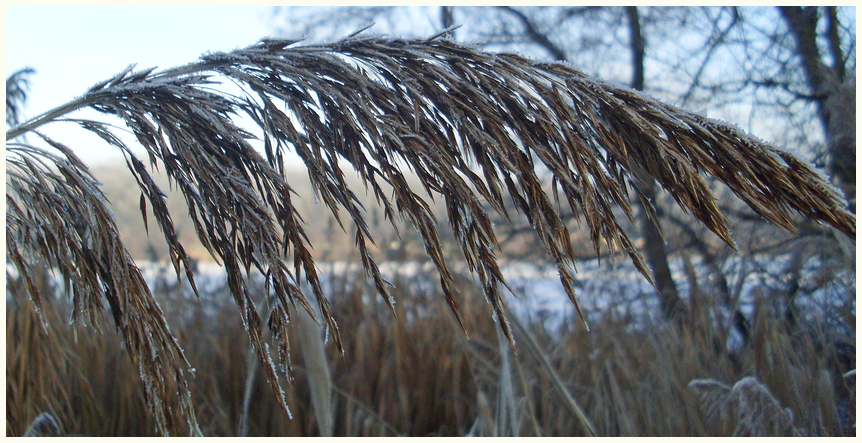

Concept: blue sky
[[6, 6, 275, 165]]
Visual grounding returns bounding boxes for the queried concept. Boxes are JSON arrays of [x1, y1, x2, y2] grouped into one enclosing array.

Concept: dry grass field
[[6, 255, 854, 436]]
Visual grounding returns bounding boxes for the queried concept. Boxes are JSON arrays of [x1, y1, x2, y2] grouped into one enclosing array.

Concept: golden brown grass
[[6, 261, 854, 436]]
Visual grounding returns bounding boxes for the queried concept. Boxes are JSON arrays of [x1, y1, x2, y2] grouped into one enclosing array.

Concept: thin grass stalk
[[295, 304, 334, 436], [508, 312, 597, 436], [473, 391, 495, 436], [604, 360, 636, 435], [494, 324, 517, 435], [331, 384, 402, 436], [512, 344, 543, 436], [238, 349, 259, 437]]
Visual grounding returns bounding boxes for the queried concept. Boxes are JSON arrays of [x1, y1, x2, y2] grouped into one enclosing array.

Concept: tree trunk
[[625, 6, 685, 321], [779, 6, 855, 211], [440, 6, 454, 30]]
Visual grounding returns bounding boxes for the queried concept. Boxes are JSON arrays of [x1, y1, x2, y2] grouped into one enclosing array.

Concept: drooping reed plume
[[6, 68, 35, 127], [6, 30, 855, 435]]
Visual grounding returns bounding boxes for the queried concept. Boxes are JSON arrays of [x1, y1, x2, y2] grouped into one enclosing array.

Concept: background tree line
[[272, 4, 854, 327]]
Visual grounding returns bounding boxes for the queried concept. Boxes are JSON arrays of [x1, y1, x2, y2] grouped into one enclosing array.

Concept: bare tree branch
[[824, 6, 846, 82], [679, 7, 740, 105], [496, 6, 568, 61]]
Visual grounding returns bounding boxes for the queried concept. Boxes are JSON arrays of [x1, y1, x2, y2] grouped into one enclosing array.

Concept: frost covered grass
[[6, 31, 854, 436], [6, 258, 854, 436]]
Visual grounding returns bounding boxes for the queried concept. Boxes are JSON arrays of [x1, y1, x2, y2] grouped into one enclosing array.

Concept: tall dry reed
[[6, 261, 854, 436], [7, 30, 854, 434]]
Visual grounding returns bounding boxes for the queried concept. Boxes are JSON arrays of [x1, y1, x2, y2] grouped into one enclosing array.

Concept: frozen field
[[8, 250, 852, 336]]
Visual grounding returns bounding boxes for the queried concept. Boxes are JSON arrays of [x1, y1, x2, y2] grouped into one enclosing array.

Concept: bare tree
[[271, 6, 856, 327], [269, 6, 723, 321], [778, 6, 855, 208], [666, 7, 854, 196], [6, 33, 854, 435], [665, 7, 856, 334], [622, 6, 684, 321]]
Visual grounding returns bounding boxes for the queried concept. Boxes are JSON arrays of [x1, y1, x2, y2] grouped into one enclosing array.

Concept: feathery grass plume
[[5, 138, 200, 436], [688, 377, 800, 436], [6, 68, 34, 126], [22, 412, 62, 437], [6, 31, 855, 434]]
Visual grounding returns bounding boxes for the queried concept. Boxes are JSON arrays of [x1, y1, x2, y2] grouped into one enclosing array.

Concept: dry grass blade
[[6, 31, 855, 435]]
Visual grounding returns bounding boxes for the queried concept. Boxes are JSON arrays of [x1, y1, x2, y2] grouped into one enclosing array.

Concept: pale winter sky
[[6, 6, 276, 165]]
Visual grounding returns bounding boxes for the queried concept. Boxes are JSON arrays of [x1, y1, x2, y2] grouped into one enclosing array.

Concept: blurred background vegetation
[[7, 6, 855, 436]]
